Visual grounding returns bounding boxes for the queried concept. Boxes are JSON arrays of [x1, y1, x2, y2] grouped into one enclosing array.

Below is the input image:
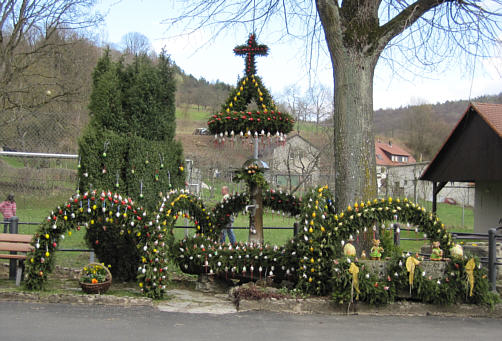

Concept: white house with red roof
[[375, 140, 416, 166], [376, 139, 474, 206], [375, 140, 417, 196]]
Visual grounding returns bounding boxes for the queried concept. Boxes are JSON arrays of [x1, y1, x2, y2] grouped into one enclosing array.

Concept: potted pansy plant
[[79, 263, 112, 294]]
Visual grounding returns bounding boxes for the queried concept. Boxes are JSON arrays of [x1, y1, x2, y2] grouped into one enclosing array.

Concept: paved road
[[0, 302, 500, 341]]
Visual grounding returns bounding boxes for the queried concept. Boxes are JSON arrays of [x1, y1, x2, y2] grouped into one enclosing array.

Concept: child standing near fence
[[0, 194, 16, 233]]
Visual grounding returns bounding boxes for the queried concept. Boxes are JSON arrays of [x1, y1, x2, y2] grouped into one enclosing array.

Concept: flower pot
[[79, 262, 112, 294], [79, 279, 112, 294]]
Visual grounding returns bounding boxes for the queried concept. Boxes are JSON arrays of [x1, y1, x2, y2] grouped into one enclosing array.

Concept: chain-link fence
[[0, 153, 78, 205], [0, 111, 86, 154]]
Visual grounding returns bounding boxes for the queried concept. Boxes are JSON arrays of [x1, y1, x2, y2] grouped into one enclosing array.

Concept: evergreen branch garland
[[24, 185, 498, 305]]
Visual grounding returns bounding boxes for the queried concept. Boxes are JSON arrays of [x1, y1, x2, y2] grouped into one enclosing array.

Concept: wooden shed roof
[[420, 102, 502, 182]]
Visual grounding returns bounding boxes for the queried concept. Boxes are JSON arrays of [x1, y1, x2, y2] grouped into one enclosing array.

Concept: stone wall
[[359, 259, 447, 280], [421, 242, 502, 280]]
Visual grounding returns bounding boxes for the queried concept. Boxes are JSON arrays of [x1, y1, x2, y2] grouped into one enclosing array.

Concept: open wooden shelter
[[420, 102, 502, 233]]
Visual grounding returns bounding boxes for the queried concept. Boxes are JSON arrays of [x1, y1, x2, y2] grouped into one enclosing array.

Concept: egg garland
[[24, 190, 171, 298], [25, 184, 490, 303]]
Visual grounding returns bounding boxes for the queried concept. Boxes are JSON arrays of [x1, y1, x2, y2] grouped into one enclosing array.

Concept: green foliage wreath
[[24, 185, 497, 305]]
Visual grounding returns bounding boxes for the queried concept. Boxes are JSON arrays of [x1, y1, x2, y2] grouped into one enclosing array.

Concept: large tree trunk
[[316, 0, 379, 212], [332, 52, 378, 212]]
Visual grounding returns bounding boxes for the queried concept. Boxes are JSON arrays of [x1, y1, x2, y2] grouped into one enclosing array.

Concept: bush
[[78, 50, 184, 281]]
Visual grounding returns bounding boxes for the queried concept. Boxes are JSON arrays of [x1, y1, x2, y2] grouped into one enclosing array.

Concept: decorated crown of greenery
[[208, 109, 294, 137], [208, 35, 294, 136]]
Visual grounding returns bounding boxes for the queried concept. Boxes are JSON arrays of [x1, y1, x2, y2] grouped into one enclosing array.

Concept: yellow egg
[[343, 243, 356, 257]]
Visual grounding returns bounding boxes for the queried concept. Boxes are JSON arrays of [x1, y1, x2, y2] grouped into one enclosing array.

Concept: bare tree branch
[[0, 0, 102, 118]]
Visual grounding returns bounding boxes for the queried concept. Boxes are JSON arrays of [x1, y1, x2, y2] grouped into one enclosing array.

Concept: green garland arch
[[24, 190, 171, 298], [172, 186, 457, 296], [25, 186, 493, 304]]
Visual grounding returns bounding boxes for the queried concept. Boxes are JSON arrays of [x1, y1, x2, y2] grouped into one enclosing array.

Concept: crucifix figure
[[233, 33, 268, 76]]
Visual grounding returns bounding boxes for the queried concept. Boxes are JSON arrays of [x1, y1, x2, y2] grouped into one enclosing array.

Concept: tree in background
[[307, 83, 331, 133], [0, 0, 102, 143], [78, 49, 185, 280], [403, 104, 450, 161], [121, 32, 151, 56], [167, 0, 502, 212]]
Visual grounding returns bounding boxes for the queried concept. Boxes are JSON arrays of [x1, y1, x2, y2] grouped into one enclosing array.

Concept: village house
[[375, 140, 416, 196], [262, 134, 322, 191], [376, 139, 474, 207]]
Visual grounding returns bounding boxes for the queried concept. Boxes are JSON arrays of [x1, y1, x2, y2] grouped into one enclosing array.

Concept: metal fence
[[0, 151, 78, 200], [3, 214, 501, 291], [2, 216, 94, 281], [0, 111, 85, 155]]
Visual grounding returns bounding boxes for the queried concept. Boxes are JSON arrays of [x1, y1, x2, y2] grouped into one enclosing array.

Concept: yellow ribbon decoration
[[464, 258, 476, 297], [406, 256, 421, 290], [348, 263, 360, 300]]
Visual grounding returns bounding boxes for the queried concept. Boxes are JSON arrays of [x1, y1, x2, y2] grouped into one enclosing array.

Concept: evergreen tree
[[78, 51, 184, 281]]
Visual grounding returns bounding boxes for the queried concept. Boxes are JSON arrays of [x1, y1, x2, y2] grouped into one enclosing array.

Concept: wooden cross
[[233, 34, 268, 76]]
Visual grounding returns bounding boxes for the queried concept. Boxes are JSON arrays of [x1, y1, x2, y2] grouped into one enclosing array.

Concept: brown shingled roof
[[420, 102, 502, 182], [471, 102, 502, 138]]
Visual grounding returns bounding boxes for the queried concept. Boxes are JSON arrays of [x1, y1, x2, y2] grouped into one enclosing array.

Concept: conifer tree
[[78, 50, 184, 280]]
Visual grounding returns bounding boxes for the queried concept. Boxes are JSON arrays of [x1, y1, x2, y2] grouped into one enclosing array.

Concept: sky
[[95, 0, 501, 110]]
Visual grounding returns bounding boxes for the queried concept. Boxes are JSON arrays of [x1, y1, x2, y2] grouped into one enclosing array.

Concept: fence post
[[393, 223, 400, 246], [293, 222, 298, 237], [8, 216, 19, 280], [488, 228, 497, 292]]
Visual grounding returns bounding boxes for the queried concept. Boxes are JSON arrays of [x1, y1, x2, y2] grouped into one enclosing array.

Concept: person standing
[[0, 194, 16, 233], [220, 186, 236, 244]]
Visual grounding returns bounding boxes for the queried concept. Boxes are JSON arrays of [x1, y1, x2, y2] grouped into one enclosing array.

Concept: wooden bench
[[0, 233, 34, 286]]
